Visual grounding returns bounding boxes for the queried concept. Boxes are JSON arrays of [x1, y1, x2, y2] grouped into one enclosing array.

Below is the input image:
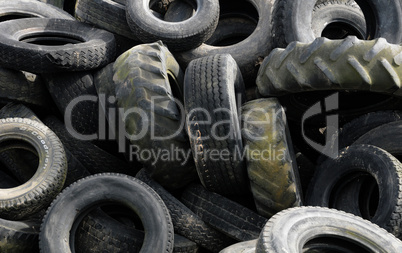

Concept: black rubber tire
[[0, 68, 50, 107], [0, 0, 74, 20], [271, 0, 402, 49], [256, 206, 402, 252], [40, 173, 174, 253], [306, 144, 402, 237], [125, 0, 219, 51], [113, 41, 197, 189], [241, 98, 303, 218], [42, 116, 135, 176], [257, 37, 402, 97], [184, 54, 248, 196], [0, 118, 67, 220], [181, 184, 267, 242], [75, 0, 138, 40], [136, 169, 236, 252], [43, 71, 99, 136], [0, 18, 116, 73], [311, 0, 366, 39], [294, 149, 316, 195], [175, 0, 274, 84]]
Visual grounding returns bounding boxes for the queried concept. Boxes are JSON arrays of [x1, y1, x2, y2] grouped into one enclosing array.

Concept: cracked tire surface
[[184, 54, 248, 196], [257, 37, 402, 97], [241, 98, 302, 218], [0, 18, 116, 73]]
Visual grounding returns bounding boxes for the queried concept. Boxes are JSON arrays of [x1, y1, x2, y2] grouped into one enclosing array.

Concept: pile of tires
[[0, 0, 400, 252]]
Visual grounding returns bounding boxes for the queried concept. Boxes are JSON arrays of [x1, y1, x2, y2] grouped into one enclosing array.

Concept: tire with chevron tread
[[184, 54, 248, 196], [306, 144, 402, 238], [241, 98, 303, 218], [113, 41, 197, 189], [40, 173, 174, 253], [136, 169, 235, 252], [257, 37, 402, 97], [125, 0, 219, 51], [271, 0, 402, 49], [181, 184, 267, 241], [0, 18, 115, 73], [0, 117, 67, 220], [0, 0, 73, 20], [256, 207, 402, 253]]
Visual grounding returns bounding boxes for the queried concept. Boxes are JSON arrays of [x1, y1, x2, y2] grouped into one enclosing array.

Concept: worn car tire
[[256, 206, 402, 252], [125, 0, 219, 51], [40, 173, 174, 253], [184, 54, 248, 196], [257, 37, 402, 97], [241, 98, 302, 217], [0, 18, 116, 73]]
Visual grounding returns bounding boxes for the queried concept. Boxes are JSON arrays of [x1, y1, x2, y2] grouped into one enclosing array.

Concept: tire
[[43, 71, 99, 136], [113, 41, 197, 189], [42, 116, 134, 176], [75, 0, 138, 40], [256, 206, 402, 253], [0, 118, 67, 220], [0, 0, 74, 20], [0, 18, 116, 73], [184, 54, 248, 196], [306, 144, 402, 237], [125, 0, 219, 51], [38, 0, 64, 9], [0, 217, 40, 252], [175, 0, 274, 84], [136, 169, 236, 253], [241, 98, 303, 217], [164, 0, 195, 23], [294, 149, 316, 195], [271, 0, 402, 49], [40, 173, 174, 253], [181, 184, 267, 242], [257, 37, 402, 97], [220, 240, 257, 253]]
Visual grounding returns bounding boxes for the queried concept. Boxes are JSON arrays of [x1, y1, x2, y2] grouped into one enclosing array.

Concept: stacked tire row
[[0, 0, 400, 252]]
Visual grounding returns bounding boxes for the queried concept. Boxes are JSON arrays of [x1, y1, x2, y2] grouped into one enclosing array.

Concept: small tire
[[306, 144, 402, 237], [184, 54, 248, 196], [0, 18, 116, 73], [256, 206, 402, 252], [0, 117, 67, 220], [40, 173, 174, 253], [125, 0, 219, 51], [241, 98, 303, 217]]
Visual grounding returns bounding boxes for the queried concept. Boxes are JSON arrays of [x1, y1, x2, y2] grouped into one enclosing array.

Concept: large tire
[[271, 0, 402, 48], [136, 169, 236, 253], [306, 144, 402, 237], [184, 54, 248, 196], [257, 37, 402, 97], [0, 118, 67, 220], [125, 0, 219, 51], [181, 184, 267, 242], [0, 18, 116, 73], [175, 0, 274, 84], [40, 173, 174, 253], [241, 98, 303, 218], [0, 0, 74, 20], [113, 41, 197, 189], [256, 207, 402, 252]]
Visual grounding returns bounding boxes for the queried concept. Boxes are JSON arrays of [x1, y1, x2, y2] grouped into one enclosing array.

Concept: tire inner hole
[[19, 33, 84, 46], [303, 236, 371, 252], [321, 21, 365, 39], [0, 13, 38, 22], [150, 0, 197, 21]]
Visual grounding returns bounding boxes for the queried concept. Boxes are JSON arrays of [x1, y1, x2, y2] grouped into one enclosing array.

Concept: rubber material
[[0, 18, 116, 73]]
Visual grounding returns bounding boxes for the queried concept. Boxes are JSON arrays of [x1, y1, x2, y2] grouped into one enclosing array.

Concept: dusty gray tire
[[0, 118, 67, 220], [256, 206, 402, 252], [175, 0, 274, 84], [40, 173, 174, 253], [241, 98, 302, 217], [0, 18, 116, 73], [1, 0, 73, 20], [125, 0, 219, 51], [257, 37, 402, 97], [306, 144, 402, 237], [271, 0, 402, 48], [184, 54, 248, 196], [113, 41, 197, 189]]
